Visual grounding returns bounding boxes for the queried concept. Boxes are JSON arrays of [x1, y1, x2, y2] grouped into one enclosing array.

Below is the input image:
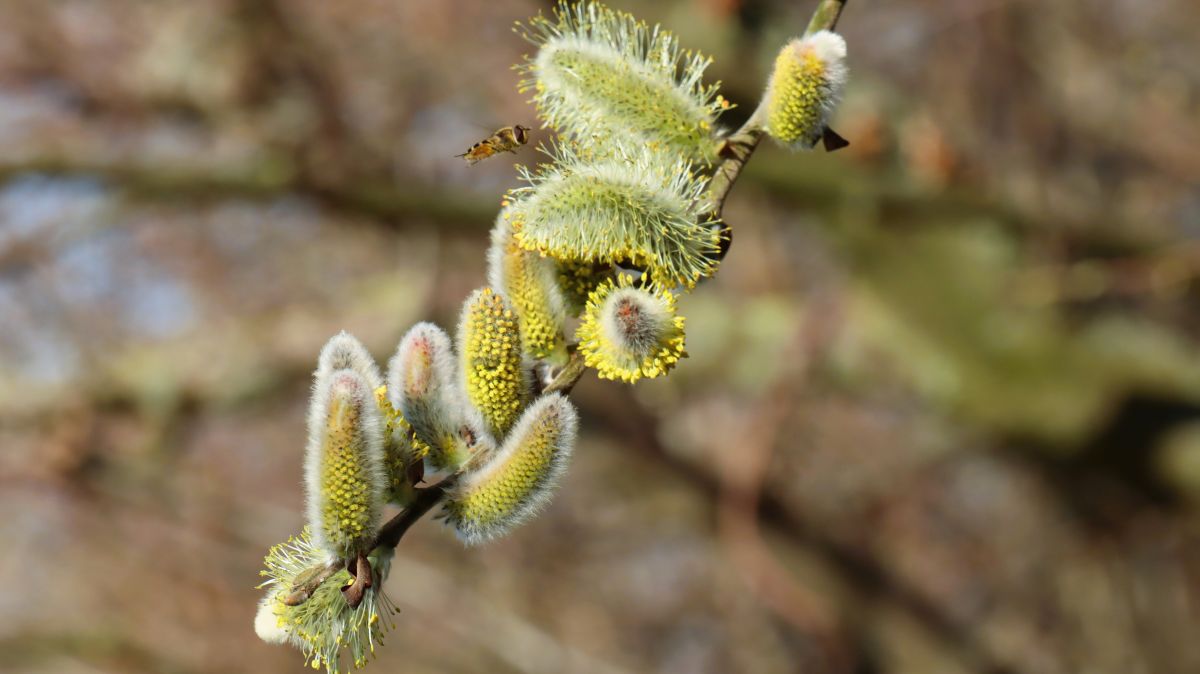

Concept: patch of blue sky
[[0, 175, 109, 246]]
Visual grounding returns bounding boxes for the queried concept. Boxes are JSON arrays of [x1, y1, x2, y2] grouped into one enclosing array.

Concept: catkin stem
[[543, 350, 588, 396], [804, 0, 850, 37]]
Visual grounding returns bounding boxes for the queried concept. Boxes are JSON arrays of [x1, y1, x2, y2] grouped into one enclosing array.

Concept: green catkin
[[506, 143, 720, 289], [255, 528, 396, 674], [517, 0, 730, 164]]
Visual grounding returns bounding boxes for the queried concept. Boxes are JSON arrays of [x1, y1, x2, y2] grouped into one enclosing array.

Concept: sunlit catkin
[[315, 332, 414, 503], [576, 274, 687, 383], [762, 30, 848, 150], [305, 368, 387, 560], [373, 386, 417, 505], [445, 393, 578, 545], [256, 528, 396, 674], [458, 288, 530, 439], [487, 216, 569, 365], [506, 143, 719, 289], [516, 0, 729, 164], [388, 322, 473, 471]]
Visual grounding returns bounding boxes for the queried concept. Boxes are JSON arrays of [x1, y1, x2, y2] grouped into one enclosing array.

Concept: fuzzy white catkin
[[254, 594, 293, 645], [304, 368, 388, 559], [316, 331, 384, 392], [388, 322, 478, 470], [506, 142, 720, 288]]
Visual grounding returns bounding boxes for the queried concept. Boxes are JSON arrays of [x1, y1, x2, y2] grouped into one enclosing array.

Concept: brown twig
[[342, 551, 374, 608], [372, 476, 458, 550]]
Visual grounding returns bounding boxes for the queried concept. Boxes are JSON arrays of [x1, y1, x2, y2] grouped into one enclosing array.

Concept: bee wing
[[455, 141, 484, 159], [469, 121, 500, 131]]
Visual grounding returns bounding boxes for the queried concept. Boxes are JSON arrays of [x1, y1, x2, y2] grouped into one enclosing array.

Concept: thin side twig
[[542, 350, 588, 396]]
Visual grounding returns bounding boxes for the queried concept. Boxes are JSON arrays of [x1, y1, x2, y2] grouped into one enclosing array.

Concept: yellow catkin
[[445, 393, 577, 544], [459, 288, 529, 439], [557, 259, 612, 316], [576, 275, 687, 383], [373, 386, 417, 506], [321, 398, 369, 540], [764, 31, 847, 149], [308, 371, 385, 559], [492, 221, 569, 363]]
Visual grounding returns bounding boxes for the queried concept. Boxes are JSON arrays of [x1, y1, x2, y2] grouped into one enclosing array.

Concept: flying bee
[[455, 125, 531, 165]]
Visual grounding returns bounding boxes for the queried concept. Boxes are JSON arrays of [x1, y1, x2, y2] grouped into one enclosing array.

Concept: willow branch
[[707, 0, 849, 218], [330, 0, 849, 591], [373, 476, 458, 550]]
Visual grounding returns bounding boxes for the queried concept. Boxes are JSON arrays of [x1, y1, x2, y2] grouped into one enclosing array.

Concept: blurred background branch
[[2, 1, 1200, 673]]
